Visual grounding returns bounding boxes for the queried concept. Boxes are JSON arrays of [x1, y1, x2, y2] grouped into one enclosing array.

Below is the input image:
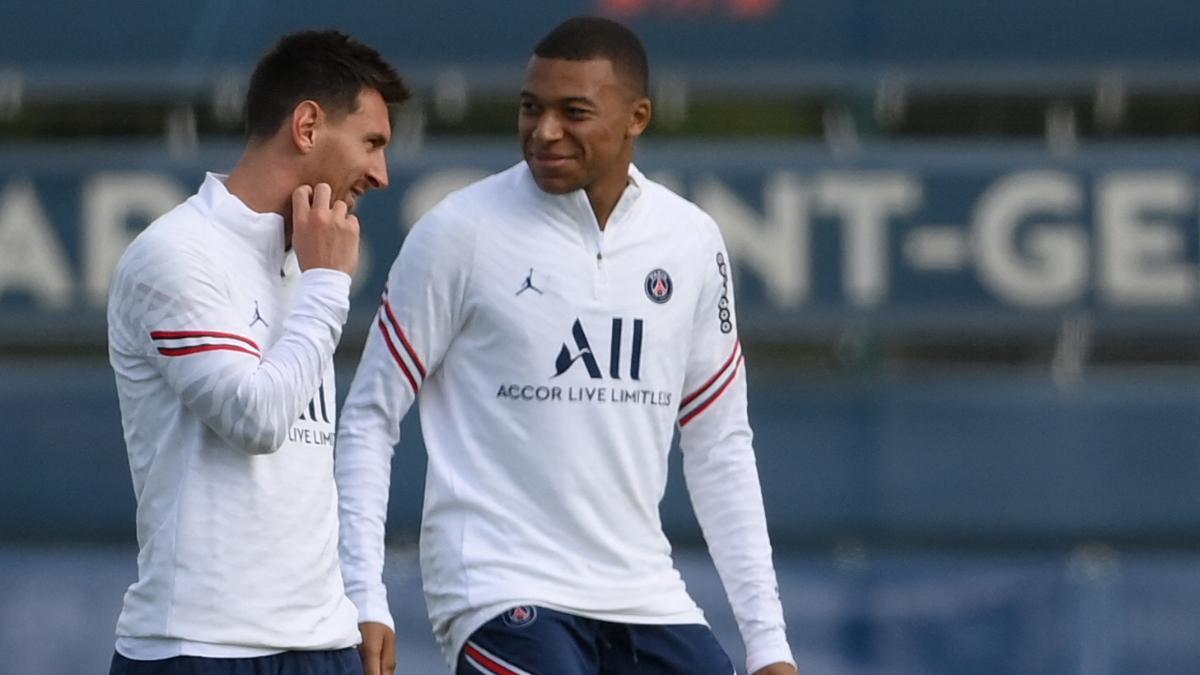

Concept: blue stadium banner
[[2, 141, 1200, 341], [6, 1, 1199, 77]]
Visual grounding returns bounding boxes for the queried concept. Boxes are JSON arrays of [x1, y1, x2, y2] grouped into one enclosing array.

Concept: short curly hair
[[533, 17, 649, 98]]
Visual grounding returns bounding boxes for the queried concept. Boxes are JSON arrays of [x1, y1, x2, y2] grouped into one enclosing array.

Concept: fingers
[[291, 184, 313, 220], [382, 627, 397, 675], [358, 622, 396, 675], [359, 634, 381, 675], [290, 182, 359, 274], [311, 182, 333, 211], [297, 183, 351, 224], [331, 197, 349, 223]]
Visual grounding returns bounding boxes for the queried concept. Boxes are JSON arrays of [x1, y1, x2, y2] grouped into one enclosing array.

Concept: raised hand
[[291, 182, 360, 275]]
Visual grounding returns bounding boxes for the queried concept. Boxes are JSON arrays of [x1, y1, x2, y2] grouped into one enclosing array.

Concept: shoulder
[[405, 164, 527, 251], [112, 197, 219, 293], [433, 163, 527, 218], [637, 175, 725, 248]]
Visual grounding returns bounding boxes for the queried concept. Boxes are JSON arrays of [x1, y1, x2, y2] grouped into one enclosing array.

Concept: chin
[[530, 172, 580, 195]]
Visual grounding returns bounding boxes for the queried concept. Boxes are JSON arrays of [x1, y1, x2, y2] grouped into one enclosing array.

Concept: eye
[[520, 100, 539, 114], [565, 106, 590, 120]]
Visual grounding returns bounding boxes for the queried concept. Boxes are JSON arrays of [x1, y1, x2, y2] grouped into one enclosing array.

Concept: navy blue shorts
[[456, 606, 735, 675], [109, 648, 362, 675]]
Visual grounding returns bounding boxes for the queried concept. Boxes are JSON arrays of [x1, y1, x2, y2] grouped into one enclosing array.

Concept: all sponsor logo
[[554, 317, 643, 380], [290, 383, 335, 446], [496, 317, 673, 408]]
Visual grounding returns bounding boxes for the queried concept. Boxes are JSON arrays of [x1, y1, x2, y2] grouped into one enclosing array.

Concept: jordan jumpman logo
[[249, 301, 269, 328], [516, 268, 543, 295]]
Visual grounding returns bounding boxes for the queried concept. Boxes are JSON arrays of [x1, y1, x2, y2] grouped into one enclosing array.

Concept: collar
[[195, 172, 288, 263], [520, 162, 645, 230]]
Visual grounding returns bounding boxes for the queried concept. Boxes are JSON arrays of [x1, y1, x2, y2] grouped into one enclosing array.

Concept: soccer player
[[336, 16, 799, 675], [106, 30, 407, 675]]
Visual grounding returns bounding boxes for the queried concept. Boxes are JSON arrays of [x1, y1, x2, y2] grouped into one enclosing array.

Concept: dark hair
[[244, 30, 408, 140], [533, 17, 649, 98]]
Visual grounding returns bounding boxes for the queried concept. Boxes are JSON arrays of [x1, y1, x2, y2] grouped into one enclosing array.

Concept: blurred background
[[3, 1, 1200, 673]]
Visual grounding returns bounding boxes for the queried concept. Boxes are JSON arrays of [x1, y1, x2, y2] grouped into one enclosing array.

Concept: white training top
[[336, 162, 794, 673], [107, 173, 360, 659]]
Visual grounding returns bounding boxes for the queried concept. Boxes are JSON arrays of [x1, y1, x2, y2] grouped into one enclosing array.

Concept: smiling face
[[519, 56, 651, 210], [304, 87, 392, 210]]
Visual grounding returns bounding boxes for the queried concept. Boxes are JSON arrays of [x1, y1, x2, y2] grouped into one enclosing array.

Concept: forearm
[[680, 375, 794, 672], [336, 425, 396, 627], [178, 269, 350, 453], [335, 323, 416, 628], [685, 438, 793, 672]]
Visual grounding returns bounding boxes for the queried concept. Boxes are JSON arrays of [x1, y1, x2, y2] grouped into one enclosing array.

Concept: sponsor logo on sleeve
[[716, 252, 732, 334]]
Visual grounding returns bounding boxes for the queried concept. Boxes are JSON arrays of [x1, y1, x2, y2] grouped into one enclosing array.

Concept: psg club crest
[[502, 605, 538, 628], [644, 268, 673, 304]]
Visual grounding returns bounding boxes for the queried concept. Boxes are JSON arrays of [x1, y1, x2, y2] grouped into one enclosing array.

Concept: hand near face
[[291, 182, 360, 276]]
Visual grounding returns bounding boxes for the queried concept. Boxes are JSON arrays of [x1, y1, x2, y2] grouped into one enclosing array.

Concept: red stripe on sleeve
[[157, 344, 261, 358], [679, 355, 744, 427], [150, 330, 261, 351], [680, 341, 740, 408], [381, 298, 427, 378], [378, 318, 420, 394]]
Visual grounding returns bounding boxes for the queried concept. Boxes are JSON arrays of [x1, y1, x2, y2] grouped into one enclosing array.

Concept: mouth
[[528, 152, 573, 170]]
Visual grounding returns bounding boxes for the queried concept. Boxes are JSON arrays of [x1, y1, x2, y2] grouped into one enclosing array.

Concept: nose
[[367, 153, 389, 190], [533, 112, 563, 143]]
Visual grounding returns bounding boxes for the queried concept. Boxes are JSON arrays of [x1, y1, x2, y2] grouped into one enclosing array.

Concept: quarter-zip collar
[[520, 162, 644, 235], [194, 172, 293, 274]]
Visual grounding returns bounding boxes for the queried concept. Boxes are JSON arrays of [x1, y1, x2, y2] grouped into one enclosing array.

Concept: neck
[[585, 164, 633, 231], [225, 143, 297, 245]]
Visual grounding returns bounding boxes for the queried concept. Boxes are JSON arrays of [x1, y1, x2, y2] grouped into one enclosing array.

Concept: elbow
[[241, 436, 285, 455], [225, 419, 290, 455], [219, 389, 295, 454]]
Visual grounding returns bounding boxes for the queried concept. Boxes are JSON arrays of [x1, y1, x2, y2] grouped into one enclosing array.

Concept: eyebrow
[[520, 90, 596, 107]]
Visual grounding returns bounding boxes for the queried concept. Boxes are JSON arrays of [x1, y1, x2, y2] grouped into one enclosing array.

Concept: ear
[[627, 97, 652, 139], [291, 100, 324, 154]]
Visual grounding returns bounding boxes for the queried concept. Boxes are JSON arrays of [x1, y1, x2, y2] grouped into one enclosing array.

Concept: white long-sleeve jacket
[[337, 163, 794, 673], [107, 173, 360, 659]]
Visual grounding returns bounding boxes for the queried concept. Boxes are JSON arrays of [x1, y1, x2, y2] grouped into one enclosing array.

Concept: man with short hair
[[107, 30, 407, 675], [337, 16, 799, 675]]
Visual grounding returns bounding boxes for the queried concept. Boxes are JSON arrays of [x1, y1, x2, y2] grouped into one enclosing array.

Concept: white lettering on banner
[[973, 170, 1088, 307], [818, 174, 921, 307], [0, 180, 73, 309], [83, 173, 186, 307], [4, 166, 1200, 316], [1098, 172, 1196, 306], [696, 172, 811, 308], [905, 226, 970, 270]]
